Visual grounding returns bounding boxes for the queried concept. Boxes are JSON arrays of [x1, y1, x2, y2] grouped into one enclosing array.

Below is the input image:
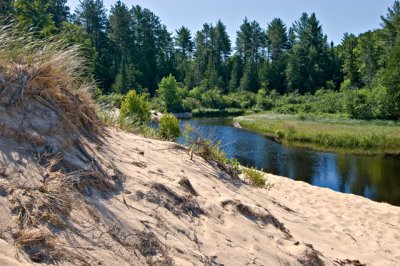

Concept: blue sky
[[67, 0, 394, 45]]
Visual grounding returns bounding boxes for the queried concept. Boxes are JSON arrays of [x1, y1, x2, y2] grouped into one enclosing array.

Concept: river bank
[[234, 113, 400, 155]]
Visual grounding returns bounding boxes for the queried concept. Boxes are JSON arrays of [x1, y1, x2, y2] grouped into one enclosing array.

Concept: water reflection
[[178, 118, 400, 206]]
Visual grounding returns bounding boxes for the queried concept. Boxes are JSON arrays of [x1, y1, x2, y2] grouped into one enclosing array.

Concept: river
[[178, 118, 400, 206]]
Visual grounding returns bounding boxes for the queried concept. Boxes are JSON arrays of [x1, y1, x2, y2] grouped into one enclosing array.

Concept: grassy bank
[[192, 108, 245, 117], [235, 113, 400, 155]]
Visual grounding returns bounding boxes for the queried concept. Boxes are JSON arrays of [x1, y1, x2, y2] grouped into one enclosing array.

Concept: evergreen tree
[[0, 0, 14, 22], [48, 0, 69, 28], [382, 1, 400, 118], [355, 31, 377, 87], [266, 18, 288, 93], [175, 26, 194, 85], [383, 36, 400, 119], [240, 60, 259, 92], [381, 1, 400, 48], [131, 5, 175, 95], [14, 0, 56, 34], [109, 0, 134, 85], [75, 0, 113, 90], [236, 18, 265, 92], [341, 33, 360, 87], [228, 54, 243, 91], [286, 13, 332, 93]]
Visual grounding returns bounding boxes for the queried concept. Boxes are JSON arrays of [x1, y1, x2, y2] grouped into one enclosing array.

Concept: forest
[[1, 0, 400, 120]]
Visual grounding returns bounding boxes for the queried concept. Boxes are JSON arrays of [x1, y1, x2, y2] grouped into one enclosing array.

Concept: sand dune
[[1, 25, 399, 266], [1, 124, 400, 265]]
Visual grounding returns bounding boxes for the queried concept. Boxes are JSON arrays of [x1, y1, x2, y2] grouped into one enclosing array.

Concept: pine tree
[[285, 13, 332, 93], [14, 0, 56, 34], [341, 33, 360, 87], [48, 0, 69, 28], [228, 54, 243, 92], [266, 18, 288, 93], [355, 31, 377, 87], [75, 0, 113, 90], [175, 26, 194, 84], [0, 0, 14, 23]]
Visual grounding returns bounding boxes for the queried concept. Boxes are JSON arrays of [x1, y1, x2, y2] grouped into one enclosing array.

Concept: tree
[[240, 60, 259, 92], [228, 54, 243, 91], [236, 18, 265, 92], [192, 21, 231, 91], [74, 0, 113, 90], [381, 1, 400, 48], [48, 0, 69, 28], [14, 0, 56, 34], [266, 18, 288, 93], [285, 13, 332, 93], [341, 33, 360, 87], [131, 5, 175, 96], [175, 26, 193, 59], [355, 31, 378, 87], [156, 75, 183, 112], [175, 26, 194, 85], [109, 1, 133, 61], [0, 0, 14, 23], [382, 1, 400, 118], [236, 18, 265, 64]]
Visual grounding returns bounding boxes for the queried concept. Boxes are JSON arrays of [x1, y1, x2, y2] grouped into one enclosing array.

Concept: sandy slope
[[1, 127, 399, 265], [88, 128, 400, 265]]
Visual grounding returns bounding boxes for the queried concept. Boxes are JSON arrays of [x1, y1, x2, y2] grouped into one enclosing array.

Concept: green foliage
[[7, 0, 400, 121], [97, 93, 125, 108], [192, 108, 244, 117], [159, 114, 181, 141], [156, 74, 184, 112], [120, 90, 151, 123], [201, 88, 225, 109], [242, 167, 266, 187], [14, 0, 57, 34]]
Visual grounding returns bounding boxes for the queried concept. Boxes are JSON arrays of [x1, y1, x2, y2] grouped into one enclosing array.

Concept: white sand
[[1, 127, 399, 265]]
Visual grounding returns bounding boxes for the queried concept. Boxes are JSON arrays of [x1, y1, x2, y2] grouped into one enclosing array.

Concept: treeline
[[1, 0, 400, 119]]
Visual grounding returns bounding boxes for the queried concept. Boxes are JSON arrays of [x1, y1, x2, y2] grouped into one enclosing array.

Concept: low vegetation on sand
[[236, 113, 400, 154], [242, 167, 267, 188]]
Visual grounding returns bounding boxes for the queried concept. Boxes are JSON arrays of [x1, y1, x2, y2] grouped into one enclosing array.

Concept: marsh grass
[[236, 113, 400, 154]]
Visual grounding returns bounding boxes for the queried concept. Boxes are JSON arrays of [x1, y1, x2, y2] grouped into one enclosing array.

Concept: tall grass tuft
[[0, 24, 100, 136]]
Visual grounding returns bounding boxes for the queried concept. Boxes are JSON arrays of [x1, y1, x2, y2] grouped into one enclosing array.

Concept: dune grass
[[235, 113, 400, 155]]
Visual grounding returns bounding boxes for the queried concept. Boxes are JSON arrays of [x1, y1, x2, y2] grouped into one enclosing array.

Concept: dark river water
[[178, 118, 400, 206]]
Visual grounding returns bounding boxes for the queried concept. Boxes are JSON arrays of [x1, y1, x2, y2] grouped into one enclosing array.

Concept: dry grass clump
[[0, 25, 123, 264], [0, 24, 100, 138]]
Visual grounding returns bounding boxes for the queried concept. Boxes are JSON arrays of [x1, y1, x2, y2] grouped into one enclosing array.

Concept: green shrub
[[159, 114, 181, 140], [120, 90, 151, 123], [195, 139, 228, 163], [156, 74, 184, 112], [242, 167, 266, 187], [201, 88, 225, 109], [182, 97, 202, 111]]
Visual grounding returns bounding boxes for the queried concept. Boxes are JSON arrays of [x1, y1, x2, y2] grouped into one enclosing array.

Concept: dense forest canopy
[[1, 0, 400, 119]]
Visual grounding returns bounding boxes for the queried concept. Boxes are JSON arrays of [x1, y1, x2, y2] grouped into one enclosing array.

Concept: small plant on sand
[[119, 90, 151, 124], [159, 113, 181, 141], [242, 167, 266, 188]]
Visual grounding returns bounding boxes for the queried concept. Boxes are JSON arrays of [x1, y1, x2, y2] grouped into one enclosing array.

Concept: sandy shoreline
[[1, 128, 399, 265], [102, 129, 400, 265]]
